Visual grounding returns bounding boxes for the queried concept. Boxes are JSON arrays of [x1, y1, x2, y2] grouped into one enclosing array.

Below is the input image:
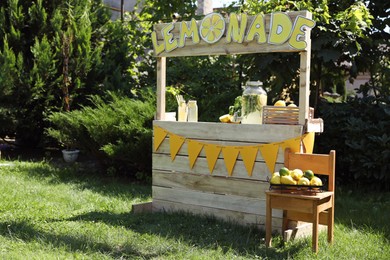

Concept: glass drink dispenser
[[241, 81, 267, 124]]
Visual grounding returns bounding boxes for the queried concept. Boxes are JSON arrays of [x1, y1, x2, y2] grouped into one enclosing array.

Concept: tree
[[353, 0, 390, 100], [238, 0, 374, 107], [0, 0, 110, 145]]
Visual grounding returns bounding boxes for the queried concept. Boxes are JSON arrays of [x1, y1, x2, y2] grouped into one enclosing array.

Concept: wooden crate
[[152, 120, 304, 231], [263, 107, 314, 125]]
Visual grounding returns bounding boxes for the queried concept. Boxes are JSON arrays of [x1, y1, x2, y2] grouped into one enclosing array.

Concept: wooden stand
[[148, 11, 325, 241]]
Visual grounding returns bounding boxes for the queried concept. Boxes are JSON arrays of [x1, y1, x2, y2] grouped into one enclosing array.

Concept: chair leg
[[312, 205, 319, 253], [282, 210, 289, 232], [328, 200, 334, 244], [265, 195, 272, 248]]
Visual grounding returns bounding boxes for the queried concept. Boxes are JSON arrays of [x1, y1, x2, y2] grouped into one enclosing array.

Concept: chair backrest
[[284, 148, 336, 191]]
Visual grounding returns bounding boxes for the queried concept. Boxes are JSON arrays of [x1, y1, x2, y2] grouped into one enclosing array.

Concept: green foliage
[[239, 0, 374, 107], [0, 0, 115, 143], [166, 56, 242, 121], [47, 93, 155, 179], [316, 97, 390, 189], [0, 0, 156, 145], [336, 2, 373, 38], [0, 41, 15, 137], [138, 0, 197, 23]]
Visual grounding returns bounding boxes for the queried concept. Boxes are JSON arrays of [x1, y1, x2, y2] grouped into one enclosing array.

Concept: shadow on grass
[[0, 211, 309, 259], [334, 187, 390, 240], [0, 220, 163, 259], [62, 210, 308, 258], [9, 159, 152, 201]]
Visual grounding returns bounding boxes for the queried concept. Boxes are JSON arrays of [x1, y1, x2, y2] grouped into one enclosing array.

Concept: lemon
[[279, 167, 290, 176], [281, 175, 296, 185], [298, 177, 310, 185], [290, 169, 303, 181], [219, 114, 231, 123], [304, 170, 314, 180], [288, 103, 297, 107], [274, 100, 286, 107], [272, 172, 280, 177], [310, 176, 323, 186], [199, 13, 225, 43], [270, 175, 281, 185]]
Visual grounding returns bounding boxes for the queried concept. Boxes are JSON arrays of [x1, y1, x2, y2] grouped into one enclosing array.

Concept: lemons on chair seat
[[270, 175, 281, 185], [290, 169, 303, 181], [279, 167, 290, 176], [310, 176, 323, 186], [281, 175, 296, 185], [304, 170, 314, 180], [298, 177, 310, 185]]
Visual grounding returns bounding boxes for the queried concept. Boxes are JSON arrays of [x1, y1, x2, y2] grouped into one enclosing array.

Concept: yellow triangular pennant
[[222, 146, 240, 176], [259, 143, 280, 174], [153, 126, 168, 151], [169, 133, 186, 161], [238, 146, 258, 176], [188, 140, 204, 169], [302, 132, 315, 154], [204, 144, 221, 174], [280, 136, 301, 153]]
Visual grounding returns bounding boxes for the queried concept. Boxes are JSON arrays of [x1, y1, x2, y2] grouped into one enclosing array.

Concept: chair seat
[[266, 190, 333, 200], [266, 190, 333, 216]]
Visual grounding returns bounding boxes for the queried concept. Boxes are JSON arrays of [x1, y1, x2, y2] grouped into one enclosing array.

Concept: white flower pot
[[62, 149, 80, 163]]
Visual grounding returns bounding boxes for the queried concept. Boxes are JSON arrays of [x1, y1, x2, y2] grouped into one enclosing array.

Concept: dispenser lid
[[246, 81, 263, 86]]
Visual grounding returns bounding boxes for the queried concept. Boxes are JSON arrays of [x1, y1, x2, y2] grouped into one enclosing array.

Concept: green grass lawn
[[0, 160, 389, 259]]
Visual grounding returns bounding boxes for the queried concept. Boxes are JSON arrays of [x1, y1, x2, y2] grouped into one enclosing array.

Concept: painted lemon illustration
[[199, 13, 225, 43]]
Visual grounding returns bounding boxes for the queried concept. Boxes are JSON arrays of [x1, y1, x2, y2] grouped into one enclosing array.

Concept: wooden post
[[298, 11, 312, 126], [299, 50, 311, 125], [265, 192, 272, 247], [156, 57, 166, 120], [120, 0, 124, 21]]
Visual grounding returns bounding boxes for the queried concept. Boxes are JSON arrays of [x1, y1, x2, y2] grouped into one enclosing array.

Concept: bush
[[47, 92, 155, 180], [316, 96, 390, 189]]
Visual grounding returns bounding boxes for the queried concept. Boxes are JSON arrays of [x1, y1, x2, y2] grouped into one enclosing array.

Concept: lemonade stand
[[139, 10, 324, 238]]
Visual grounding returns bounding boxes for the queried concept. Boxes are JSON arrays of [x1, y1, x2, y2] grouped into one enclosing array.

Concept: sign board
[[152, 10, 315, 57]]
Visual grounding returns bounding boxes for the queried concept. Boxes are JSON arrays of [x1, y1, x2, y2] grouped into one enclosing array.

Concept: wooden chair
[[265, 148, 336, 253]]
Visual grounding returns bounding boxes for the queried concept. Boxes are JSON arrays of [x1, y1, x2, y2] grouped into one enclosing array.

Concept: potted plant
[[61, 147, 80, 163], [46, 112, 80, 163]]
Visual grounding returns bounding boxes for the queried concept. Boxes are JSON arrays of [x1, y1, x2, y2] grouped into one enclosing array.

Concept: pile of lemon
[[219, 114, 234, 123], [270, 167, 323, 186], [274, 100, 297, 107]]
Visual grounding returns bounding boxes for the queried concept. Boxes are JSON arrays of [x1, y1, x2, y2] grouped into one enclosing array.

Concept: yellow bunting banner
[[302, 132, 315, 154], [222, 146, 240, 176], [204, 144, 222, 174], [153, 126, 314, 176], [169, 133, 186, 161], [238, 146, 258, 176], [280, 136, 301, 153], [188, 139, 204, 169], [153, 126, 168, 151], [259, 143, 280, 174]]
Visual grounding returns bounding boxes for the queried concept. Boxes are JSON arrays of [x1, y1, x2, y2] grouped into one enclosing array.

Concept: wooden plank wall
[[152, 121, 304, 231]]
